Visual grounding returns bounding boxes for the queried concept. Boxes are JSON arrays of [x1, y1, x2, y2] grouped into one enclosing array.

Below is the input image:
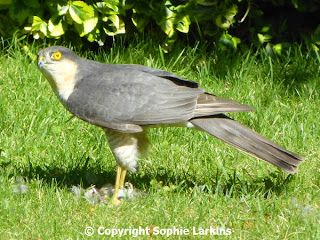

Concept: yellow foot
[[111, 196, 121, 206], [111, 165, 127, 206]]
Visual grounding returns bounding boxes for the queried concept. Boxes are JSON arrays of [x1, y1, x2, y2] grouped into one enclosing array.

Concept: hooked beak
[[37, 56, 45, 69]]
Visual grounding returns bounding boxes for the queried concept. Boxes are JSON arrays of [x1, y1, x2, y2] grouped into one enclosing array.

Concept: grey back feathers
[[38, 46, 305, 174], [67, 58, 251, 132], [67, 61, 204, 132]]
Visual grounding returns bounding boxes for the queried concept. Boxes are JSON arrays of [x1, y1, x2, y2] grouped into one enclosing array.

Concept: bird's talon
[[111, 197, 121, 206]]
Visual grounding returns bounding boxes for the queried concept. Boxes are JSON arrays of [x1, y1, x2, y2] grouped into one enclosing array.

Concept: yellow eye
[[52, 51, 62, 60]]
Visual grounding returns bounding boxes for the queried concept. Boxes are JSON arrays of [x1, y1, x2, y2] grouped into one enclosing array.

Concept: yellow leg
[[111, 165, 122, 205], [119, 169, 127, 188]]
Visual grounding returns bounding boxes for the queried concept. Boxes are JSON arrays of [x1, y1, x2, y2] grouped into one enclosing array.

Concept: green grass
[[0, 38, 319, 239]]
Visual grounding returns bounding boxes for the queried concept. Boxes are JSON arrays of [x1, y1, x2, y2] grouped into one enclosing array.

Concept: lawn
[[0, 38, 319, 239]]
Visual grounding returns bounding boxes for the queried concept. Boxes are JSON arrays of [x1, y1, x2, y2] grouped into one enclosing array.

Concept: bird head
[[37, 46, 80, 103], [37, 46, 79, 76]]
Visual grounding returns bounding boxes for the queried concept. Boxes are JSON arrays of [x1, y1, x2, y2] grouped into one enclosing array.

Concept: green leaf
[[261, 26, 270, 33], [48, 15, 65, 37], [215, 5, 237, 29], [31, 16, 47, 39], [225, 5, 238, 19], [176, 15, 190, 33], [111, 15, 125, 34], [265, 43, 273, 56], [57, 2, 69, 16], [257, 33, 272, 44], [219, 32, 237, 50], [215, 15, 229, 29], [273, 43, 282, 55], [74, 15, 98, 37], [69, 1, 94, 24], [103, 14, 125, 36], [96, 1, 119, 14], [87, 27, 106, 46], [164, 6, 174, 19], [87, 28, 99, 42], [83, 15, 98, 35], [161, 19, 174, 37]]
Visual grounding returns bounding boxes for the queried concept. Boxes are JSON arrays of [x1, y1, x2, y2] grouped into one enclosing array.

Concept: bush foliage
[[1, 0, 320, 51]]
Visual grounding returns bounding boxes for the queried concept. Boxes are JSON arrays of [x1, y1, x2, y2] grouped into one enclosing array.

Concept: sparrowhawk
[[37, 46, 305, 205]]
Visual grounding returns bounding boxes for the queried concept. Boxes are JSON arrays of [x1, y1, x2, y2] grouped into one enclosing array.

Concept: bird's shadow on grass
[[208, 169, 296, 198], [6, 155, 296, 199], [132, 167, 295, 198]]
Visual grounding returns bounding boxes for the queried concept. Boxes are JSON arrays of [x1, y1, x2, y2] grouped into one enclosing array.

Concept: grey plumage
[[67, 62, 202, 132], [190, 115, 303, 174], [67, 58, 254, 132], [38, 46, 305, 181]]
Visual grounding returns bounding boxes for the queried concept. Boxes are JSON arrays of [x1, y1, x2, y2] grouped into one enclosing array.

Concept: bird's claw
[[111, 196, 121, 206]]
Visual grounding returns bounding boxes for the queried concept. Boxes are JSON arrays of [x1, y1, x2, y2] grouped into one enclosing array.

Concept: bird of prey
[[37, 46, 305, 205]]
